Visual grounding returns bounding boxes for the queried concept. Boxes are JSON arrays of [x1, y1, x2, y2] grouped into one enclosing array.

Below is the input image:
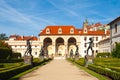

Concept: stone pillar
[[85, 55, 94, 67], [64, 42, 68, 58], [24, 55, 33, 65], [77, 42, 81, 57], [52, 42, 55, 56]]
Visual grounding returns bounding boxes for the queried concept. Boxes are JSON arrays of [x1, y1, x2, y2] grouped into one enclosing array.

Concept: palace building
[[6, 20, 110, 58]]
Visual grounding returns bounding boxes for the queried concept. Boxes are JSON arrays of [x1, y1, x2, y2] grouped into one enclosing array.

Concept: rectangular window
[[96, 37, 98, 41], [96, 43, 98, 47], [84, 43, 86, 47], [115, 24, 117, 33], [84, 37, 87, 41], [93, 43, 94, 47]]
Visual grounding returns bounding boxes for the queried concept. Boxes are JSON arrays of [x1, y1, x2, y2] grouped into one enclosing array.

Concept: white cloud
[[0, 0, 56, 30], [47, 0, 79, 17]]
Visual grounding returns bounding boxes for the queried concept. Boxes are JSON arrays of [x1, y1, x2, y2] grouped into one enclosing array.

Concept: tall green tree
[[0, 33, 8, 40], [112, 43, 120, 58], [0, 40, 11, 49]]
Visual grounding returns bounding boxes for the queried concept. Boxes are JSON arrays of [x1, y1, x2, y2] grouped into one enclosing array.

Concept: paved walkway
[[20, 59, 98, 80]]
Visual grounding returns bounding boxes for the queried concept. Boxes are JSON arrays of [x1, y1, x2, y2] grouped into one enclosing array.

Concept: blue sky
[[0, 0, 120, 36]]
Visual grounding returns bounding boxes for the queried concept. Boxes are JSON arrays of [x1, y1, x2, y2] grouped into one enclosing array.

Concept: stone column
[[52, 42, 55, 56], [77, 42, 81, 57], [64, 42, 68, 58]]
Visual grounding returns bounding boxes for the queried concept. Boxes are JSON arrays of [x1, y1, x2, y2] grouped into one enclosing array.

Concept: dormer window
[[70, 28, 74, 34], [46, 28, 50, 34], [58, 28, 62, 34], [84, 28, 87, 33]]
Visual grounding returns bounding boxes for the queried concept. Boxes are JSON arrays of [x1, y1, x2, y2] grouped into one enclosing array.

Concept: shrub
[[0, 58, 52, 80], [0, 63, 23, 71], [94, 58, 120, 67], [12, 52, 22, 59], [67, 58, 85, 66], [0, 64, 32, 80], [0, 59, 23, 63], [0, 47, 12, 59], [74, 58, 85, 66], [96, 52, 110, 58], [107, 66, 120, 72], [88, 64, 120, 80], [112, 43, 120, 58]]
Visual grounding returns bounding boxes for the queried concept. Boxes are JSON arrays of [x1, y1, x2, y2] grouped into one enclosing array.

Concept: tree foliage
[[0, 33, 8, 40], [0, 40, 11, 49], [112, 43, 120, 58], [0, 40, 12, 59]]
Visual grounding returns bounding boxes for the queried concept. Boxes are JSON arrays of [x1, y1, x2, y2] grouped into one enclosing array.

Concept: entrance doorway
[[68, 37, 76, 55], [43, 38, 52, 55], [56, 37, 65, 56]]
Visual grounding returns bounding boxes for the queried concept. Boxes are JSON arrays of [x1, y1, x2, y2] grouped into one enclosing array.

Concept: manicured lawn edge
[[8, 60, 51, 80], [67, 58, 109, 80], [8, 59, 51, 80]]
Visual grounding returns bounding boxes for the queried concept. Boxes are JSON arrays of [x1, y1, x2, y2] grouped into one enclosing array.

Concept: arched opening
[[55, 37, 65, 56], [43, 38, 52, 55], [68, 37, 76, 55]]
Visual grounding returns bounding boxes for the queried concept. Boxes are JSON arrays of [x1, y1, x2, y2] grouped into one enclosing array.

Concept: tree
[[0, 40, 12, 59], [0, 40, 11, 49], [112, 43, 120, 58], [0, 33, 8, 40]]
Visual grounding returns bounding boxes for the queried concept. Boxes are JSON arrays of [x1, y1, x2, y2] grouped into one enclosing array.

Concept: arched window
[[58, 28, 62, 34], [70, 28, 74, 34], [46, 28, 50, 34]]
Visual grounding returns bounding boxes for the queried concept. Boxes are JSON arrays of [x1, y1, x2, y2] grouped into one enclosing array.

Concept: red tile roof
[[94, 22, 102, 27], [16, 36, 38, 41], [39, 25, 110, 36], [9, 34, 19, 38], [9, 35, 38, 41], [39, 26, 79, 35]]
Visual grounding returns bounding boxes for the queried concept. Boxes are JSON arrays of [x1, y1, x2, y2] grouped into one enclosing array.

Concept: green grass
[[8, 60, 49, 80], [67, 59, 109, 80], [94, 58, 120, 67], [0, 62, 23, 71]]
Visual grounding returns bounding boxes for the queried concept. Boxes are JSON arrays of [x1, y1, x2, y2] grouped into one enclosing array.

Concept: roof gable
[[39, 26, 79, 35]]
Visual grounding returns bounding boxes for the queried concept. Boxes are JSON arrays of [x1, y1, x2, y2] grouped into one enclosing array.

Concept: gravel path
[[20, 59, 98, 80]]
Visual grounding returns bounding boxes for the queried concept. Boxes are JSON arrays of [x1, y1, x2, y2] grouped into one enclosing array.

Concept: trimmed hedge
[[96, 52, 110, 58], [67, 58, 85, 66], [12, 52, 22, 59], [0, 63, 23, 71], [107, 66, 120, 72], [94, 58, 120, 67], [74, 58, 85, 66], [0, 64, 32, 80], [0, 58, 52, 80], [0, 47, 12, 59], [88, 64, 120, 80], [0, 59, 23, 63]]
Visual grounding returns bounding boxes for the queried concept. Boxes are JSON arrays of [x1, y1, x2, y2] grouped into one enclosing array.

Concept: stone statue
[[75, 45, 79, 60], [39, 46, 45, 60], [86, 37, 94, 56], [70, 49, 73, 58], [24, 38, 33, 65], [24, 39, 32, 56], [85, 37, 94, 67], [45, 49, 49, 58], [75, 45, 79, 56]]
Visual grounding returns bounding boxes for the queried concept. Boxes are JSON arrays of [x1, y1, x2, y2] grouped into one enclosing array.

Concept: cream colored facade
[[6, 21, 110, 58], [5, 37, 41, 58], [109, 16, 120, 51], [39, 35, 80, 57]]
